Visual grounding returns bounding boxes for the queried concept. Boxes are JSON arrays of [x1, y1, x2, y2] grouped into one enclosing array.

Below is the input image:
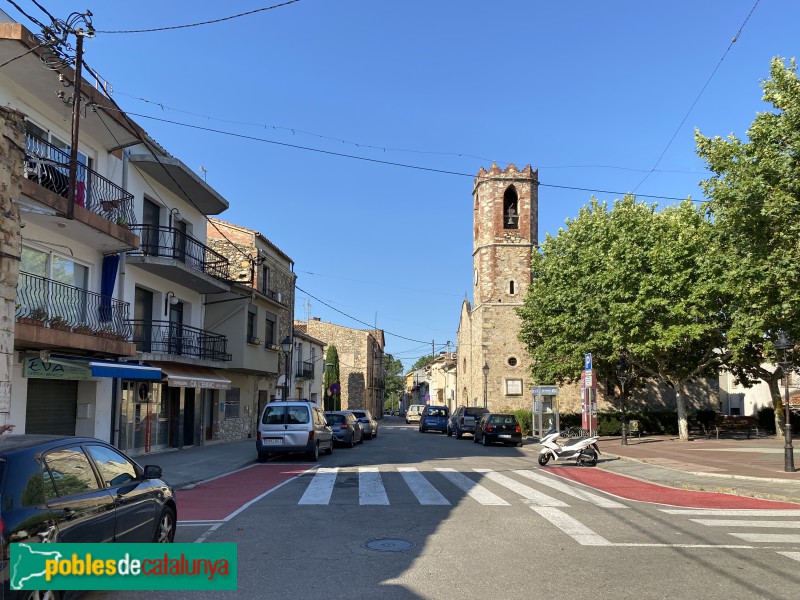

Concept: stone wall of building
[[0, 107, 24, 419]]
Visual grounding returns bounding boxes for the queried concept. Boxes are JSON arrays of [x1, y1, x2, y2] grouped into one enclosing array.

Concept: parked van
[[405, 404, 425, 424], [256, 401, 334, 461]]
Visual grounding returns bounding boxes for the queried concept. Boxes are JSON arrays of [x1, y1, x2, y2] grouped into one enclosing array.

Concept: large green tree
[[518, 196, 727, 440], [383, 353, 405, 410], [410, 355, 436, 371], [696, 57, 800, 436]]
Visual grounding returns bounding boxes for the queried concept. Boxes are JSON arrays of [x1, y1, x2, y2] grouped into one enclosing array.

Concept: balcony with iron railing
[[22, 133, 138, 245], [295, 360, 314, 379], [126, 225, 230, 293], [260, 284, 288, 306], [15, 271, 134, 354], [130, 319, 232, 362]]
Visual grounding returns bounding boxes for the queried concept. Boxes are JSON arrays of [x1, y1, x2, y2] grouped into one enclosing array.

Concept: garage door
[[25, 379, 77, 435]]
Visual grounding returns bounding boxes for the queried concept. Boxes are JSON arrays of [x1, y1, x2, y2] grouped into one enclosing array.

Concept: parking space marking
[[298, 467, 339, 505], [435, 468, 509, 506], [398, 467, 450, 505]]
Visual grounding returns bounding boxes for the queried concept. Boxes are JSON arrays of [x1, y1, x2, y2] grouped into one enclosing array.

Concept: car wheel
[[154, 505, 176, 543], [456, 429, 463, 440], [326, 440, 334, 455], [373, 430, 378, 439], [446, 425, 452, 437], [257, 451, 268, 463], [516, 442, 523, 448], [308, 442, 319, 461], [473, 433, 479, 443], [482, 435, 490, 447], [349, 435, 355, 448], [24, 590, 60, 600]]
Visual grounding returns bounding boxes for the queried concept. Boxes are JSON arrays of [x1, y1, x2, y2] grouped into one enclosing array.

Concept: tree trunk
[[767, 377, 785, 438], [676, 383, 689, 441]]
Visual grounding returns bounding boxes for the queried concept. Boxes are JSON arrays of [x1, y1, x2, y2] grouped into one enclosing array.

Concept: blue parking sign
[[584, 353, 592, 370]]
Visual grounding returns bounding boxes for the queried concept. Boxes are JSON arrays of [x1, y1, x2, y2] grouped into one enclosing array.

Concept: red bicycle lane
[[176, 463, 315, 521], [546, 466, 800, 509]]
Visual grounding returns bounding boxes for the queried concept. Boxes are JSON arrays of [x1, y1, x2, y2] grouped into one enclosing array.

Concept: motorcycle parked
[[537, 428, 601, 467]]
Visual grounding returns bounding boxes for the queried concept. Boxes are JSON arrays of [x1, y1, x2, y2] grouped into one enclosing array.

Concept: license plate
[[499, 434, 511, 438], [265, 438, 283, 445]]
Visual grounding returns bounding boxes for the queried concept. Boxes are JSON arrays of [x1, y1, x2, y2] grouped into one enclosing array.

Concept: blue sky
[[7, 1, 799, 370]]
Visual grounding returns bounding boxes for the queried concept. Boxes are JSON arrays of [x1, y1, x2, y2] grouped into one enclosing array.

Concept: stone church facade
[[456, 163, 538, 412]]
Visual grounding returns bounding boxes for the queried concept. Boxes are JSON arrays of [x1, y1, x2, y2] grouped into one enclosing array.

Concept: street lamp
[[281, 335, 292, 402], [775, 331, 795, 472], [617, 355, 629, 446], [482, 362, 489, 409]]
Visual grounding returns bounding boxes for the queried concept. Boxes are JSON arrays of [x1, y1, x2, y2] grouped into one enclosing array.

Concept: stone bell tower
[[457, 163, 538, 411]]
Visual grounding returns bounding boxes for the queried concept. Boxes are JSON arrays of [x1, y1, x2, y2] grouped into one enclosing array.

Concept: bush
[[510, 410, 532, 436]]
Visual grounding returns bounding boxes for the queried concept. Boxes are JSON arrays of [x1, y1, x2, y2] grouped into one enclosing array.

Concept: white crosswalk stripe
[[398, 467, 450, 505], [513, 469, 627, 508], [473, 469, 568, 507], [298, 467, 338, 505], [690, 519, 800, 528], [728, 533, 800, 543], [777, 551, 800, 563], [434, 468, 509, 505], [359, 467, 389, 505]]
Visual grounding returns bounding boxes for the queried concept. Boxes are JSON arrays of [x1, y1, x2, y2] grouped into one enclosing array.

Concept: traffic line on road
[[531, 507, 611, 546], [298, 467, 339, 505], [514, 469, 627, 508], [777, 551, 800, 563], [690, 519, 800, 528], [661, 509, 800, 516], [436, 468, 509, 505], [398, 467, 450, 505], [728, 533, 800, 543], [359, 467, 390, 505], [473, 469, 569, 507]]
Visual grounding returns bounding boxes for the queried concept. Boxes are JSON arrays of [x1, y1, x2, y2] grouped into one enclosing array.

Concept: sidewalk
[[595, 434, 800, 504]]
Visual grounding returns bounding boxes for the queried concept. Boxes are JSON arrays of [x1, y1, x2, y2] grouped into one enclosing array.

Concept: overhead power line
[[95, 1, 302, 34]]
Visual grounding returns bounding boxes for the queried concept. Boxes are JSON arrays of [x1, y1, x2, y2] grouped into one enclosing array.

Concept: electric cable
[[0, 43, 42, 69]]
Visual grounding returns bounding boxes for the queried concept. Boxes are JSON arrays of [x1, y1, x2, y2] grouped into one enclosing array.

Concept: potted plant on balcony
[[17, 306, 47, 326], [94, 323, 116, 339], [116, 215, 128, 227], [74, 323, 94, 335], [49, 315, 71, 332]]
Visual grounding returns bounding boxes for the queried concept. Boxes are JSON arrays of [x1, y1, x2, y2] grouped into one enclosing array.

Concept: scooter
[[537, 428, 601, 467]]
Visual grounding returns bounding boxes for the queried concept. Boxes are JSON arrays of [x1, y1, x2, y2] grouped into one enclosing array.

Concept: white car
[[405, 404, 425, 424], [350, 410, 378, 439]]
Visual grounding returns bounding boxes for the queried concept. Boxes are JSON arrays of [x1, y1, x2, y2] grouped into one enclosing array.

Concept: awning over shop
[[152, 363, 231, 390], [88, 360, 161, 380], [38, 354, 162, 380]]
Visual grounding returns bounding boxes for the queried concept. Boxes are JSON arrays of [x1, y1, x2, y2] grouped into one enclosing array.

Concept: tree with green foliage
[[410, 355, 435, 372], [518, 196, 728, 441], [696, 57, 800, 437], [322, 345, 341, 411], [383, 353, 405, 410]]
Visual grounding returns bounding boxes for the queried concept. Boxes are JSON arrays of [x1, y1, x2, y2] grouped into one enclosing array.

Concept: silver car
[[350, 409, 378, 439], [256, 401, 334, 461]]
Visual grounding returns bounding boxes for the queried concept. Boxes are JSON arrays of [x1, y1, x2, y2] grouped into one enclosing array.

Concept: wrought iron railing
[[295, 360, 314, 379], [127, 225, 230, 281], [129, 319, 231, 361], [23, 132, 136, 227], [15, 271, 132, 338]]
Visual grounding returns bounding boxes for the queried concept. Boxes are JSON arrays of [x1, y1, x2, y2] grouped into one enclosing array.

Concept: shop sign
[[24, 356, 91, 380]]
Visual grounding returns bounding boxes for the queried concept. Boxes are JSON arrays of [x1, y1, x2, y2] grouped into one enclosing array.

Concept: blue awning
[[88, 360, 161, 380]]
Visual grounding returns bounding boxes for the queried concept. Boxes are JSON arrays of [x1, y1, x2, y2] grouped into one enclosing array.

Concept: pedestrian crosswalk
[[660, 508, 800, 560], [290, 465, 625, 509]]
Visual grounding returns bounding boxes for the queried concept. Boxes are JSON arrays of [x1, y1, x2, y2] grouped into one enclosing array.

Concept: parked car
[[419, 405, 449, 434], [0, 434, 176, 600], [257, 401, 334, 461], [405, 404, 425, 424], [447, 406, 489, 438], [473, 413, 524, 447], [325, 411, 364, 447], [350, 410, 378, 439]]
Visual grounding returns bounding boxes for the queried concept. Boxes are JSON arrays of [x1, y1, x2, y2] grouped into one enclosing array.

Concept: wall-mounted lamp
[[164, 291, 179, 316], [168, 207, 183, 229]]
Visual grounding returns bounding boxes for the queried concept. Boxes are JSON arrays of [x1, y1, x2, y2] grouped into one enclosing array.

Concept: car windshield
[[326, 414, 345, 424], [427, 408, 447, 417], [352, 412, 366, 418], [466, 408, 489, 417], [262, 406, 310, 425]]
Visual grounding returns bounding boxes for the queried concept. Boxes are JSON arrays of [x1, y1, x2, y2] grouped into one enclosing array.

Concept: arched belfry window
[[503, 186, 519, 229]]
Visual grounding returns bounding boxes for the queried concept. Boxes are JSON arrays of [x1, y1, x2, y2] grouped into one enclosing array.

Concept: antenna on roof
[[199, 165, 207, 181]]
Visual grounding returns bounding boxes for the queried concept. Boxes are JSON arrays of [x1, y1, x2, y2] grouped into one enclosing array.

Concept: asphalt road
[[88, 419, 800, 600]]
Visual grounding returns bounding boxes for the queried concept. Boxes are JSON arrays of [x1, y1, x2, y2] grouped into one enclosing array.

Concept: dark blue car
[[419, 405, 450, 434]]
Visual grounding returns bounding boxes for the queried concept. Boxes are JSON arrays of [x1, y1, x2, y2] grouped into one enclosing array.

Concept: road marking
[[777, 551, 800, 562], [728, 533, 800, 543], [398, 467, 450, 505], [194, 522, 223, 544], [514, 470, 627, 508], [690, 519, 800, 528], [298, 467, 339, 505], [359, 467, 389, 505], [531, 507, 611, 546], [436, 468, 509, 505], [661, 509, 800, 516], [473, 469, 569, 507]]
